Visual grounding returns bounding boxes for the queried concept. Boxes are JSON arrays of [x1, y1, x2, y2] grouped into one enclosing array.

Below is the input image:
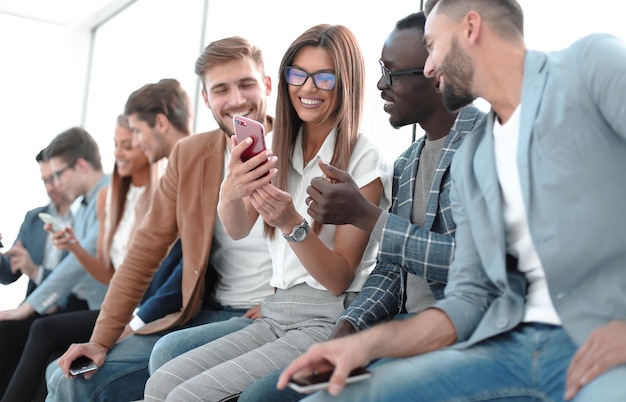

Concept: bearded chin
[[442, 85, 474, 112]]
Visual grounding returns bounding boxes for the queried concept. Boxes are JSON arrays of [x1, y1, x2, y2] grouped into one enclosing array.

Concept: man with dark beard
[[279, 1, 626, 401]]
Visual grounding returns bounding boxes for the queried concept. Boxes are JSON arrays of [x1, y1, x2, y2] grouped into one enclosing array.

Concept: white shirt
[[267, 128, 392, 292], [211, 145, 275, 308], [493, 106, 560, 325], [109, 184, 145, 270]]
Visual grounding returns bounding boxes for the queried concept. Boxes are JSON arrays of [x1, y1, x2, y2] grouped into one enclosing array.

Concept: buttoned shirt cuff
[[33, 266, 45, 285], [128, 309, 146, 331], [371, 211, 390, 243]]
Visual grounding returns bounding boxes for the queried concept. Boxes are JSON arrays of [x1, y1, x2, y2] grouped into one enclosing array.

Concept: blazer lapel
[[397, 138, 425, 220], [473, 115, 505, 254], [200, 132, 226, 253], [423, 133, 456, 229], [518, 51, 549, 213]]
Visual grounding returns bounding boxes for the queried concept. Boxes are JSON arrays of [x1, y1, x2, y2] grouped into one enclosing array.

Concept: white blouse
[[267, 128, 392, 292], [109, 184, 146, 270]]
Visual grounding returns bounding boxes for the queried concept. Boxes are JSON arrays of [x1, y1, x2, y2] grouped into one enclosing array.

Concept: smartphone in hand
[[68, 356, 98, 376], [287, 367, 372, 394], [233, 115, 267, 162], [38, 212, 65, 233]]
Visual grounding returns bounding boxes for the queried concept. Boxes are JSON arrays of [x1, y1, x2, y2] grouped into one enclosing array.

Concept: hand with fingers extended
[[565, 320, 626, 400], [277, 332, 373, 396], [306, 159, 382, 232]]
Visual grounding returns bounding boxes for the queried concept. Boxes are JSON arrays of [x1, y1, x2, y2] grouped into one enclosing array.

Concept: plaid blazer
[[341, 105, 485, 330]]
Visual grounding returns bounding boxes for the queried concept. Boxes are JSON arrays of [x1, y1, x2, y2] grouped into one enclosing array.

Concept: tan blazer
[[91, 129, 227, 349]]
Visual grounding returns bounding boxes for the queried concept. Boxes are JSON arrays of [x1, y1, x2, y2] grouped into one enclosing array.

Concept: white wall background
[[2, 0, 625, 308]]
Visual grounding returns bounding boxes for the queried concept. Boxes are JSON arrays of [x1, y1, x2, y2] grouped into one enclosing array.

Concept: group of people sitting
[[1, 1, 625, 401]]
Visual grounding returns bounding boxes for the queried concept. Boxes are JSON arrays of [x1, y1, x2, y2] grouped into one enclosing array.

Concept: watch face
[[283, 219, 309, 242], [294, 226, 307, 241]]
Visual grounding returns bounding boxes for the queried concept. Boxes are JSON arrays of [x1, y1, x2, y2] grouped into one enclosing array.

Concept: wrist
[[329, 319, 358, 339], [281, 217, 309, 243], [351, 198, 383, 233]]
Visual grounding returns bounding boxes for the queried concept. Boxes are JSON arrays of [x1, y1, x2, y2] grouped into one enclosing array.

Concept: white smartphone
[[38, 212, 65, 233], [233, 115, 266, 162], [287, 367, 372, 394], [68, 356, 98, 376]]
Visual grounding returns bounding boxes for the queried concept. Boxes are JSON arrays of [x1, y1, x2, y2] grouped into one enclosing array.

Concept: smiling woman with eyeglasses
[[144, 24, 392, 401]]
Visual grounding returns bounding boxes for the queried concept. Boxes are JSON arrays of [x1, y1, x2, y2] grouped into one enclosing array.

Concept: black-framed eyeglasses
[[51, 160, 77, 181], [284, 67, 336, 91], [379, 59, 424, 86]]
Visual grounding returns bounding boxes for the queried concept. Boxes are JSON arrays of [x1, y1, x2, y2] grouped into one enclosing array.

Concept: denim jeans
[[303, 324, 626, 402], [45, 307, 250, 402], [238, 369, 303, 402]]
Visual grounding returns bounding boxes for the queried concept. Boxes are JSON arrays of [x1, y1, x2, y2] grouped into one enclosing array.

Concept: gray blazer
[[437, 33, 626, 347], [0, 205, 67, 296]]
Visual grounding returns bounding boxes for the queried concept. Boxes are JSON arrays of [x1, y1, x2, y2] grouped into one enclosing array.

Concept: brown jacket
[[91, 129, 227, 349]]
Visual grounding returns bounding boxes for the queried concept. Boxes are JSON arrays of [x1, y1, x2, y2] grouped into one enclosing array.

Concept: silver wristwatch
[[282, 218, 309, 242]]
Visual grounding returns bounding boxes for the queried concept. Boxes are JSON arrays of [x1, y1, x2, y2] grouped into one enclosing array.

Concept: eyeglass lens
[[284, 67, 336, 91]]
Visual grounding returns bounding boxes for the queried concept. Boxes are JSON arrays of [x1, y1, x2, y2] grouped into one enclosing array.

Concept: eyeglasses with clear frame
[[51, 160, 77, 182], [284, 67, 337, 91], [379, 59, 424, 86]]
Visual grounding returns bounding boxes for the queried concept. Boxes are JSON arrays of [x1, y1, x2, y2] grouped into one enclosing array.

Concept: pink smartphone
[[233, 115, 267, 162]]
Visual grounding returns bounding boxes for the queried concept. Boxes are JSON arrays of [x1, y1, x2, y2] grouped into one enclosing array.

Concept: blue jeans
[[45, 307, 250, 402], [239, 369, 304, 402], [303, 324, 626, 402]]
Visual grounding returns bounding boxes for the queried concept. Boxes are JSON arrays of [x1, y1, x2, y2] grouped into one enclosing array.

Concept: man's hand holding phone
[[58, 341, 109, 379], [287, 367, 371, 394], [278, 333, 375, 396], [38, 212, 75, 247], [68, 355, 98, 376]]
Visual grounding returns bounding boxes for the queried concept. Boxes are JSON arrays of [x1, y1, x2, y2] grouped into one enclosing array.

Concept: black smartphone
[[287, 367, 371, 394], [68, 356, 98, 376]]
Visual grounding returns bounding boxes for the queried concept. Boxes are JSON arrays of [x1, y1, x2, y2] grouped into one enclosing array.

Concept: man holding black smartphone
[[47, 37, 277, 402]]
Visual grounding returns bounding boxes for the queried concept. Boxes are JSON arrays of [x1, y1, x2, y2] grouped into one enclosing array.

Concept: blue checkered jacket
[[340, 105, 485, 330]]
